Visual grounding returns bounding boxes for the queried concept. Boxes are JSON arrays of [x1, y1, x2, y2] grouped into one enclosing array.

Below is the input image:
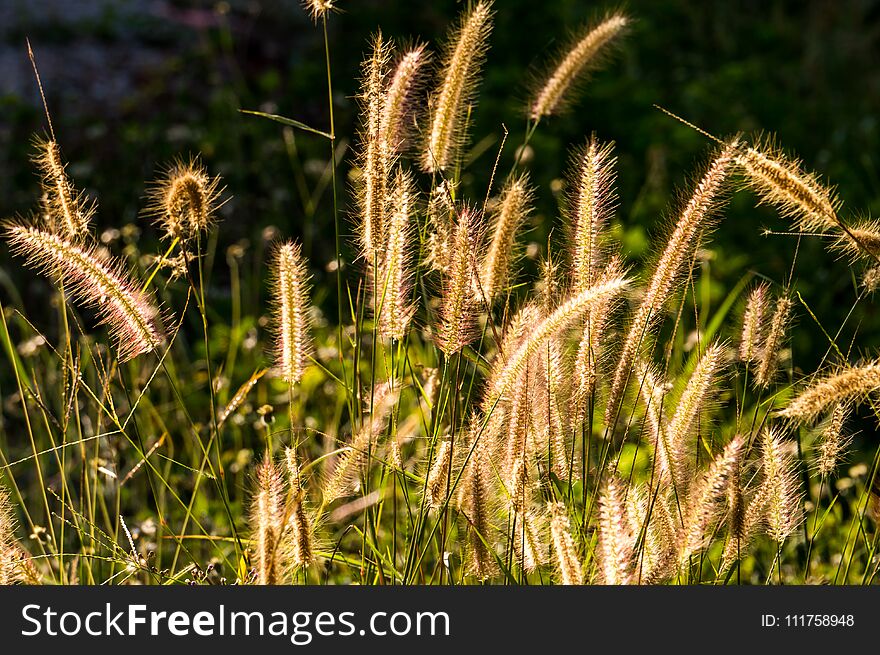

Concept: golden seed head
[[271, 241, 313, 385], [147, 157, 222, 241]]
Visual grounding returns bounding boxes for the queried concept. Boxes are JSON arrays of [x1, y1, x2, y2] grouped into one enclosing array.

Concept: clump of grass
[[4, 1, 880, 588]]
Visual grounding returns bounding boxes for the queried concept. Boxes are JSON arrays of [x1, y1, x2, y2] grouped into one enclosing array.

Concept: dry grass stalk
[[530, 13, 630, 120], [422, 1, 494, 172], [6, 224, 163, 361], [779, 361, 880, 424], [271, 241, 312, 385], [218, 369, 266, 428], [605, 140, 739, 427]]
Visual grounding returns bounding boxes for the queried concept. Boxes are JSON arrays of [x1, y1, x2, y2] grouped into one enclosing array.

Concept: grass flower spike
[[271, 240, 313, 385]]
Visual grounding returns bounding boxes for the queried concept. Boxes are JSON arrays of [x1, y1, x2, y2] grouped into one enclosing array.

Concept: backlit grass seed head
[[251, 454, 286, 585], [376, 169, 416, 340], [147, 157, 222, 241], [489, 276, 630, 403], [426, 437, 453, 510], [760, 428, 802, 543], [754, 295, 793, 389], [737, 139, 841, 234], [422, 1, 494, 173], [356, 33, 393, 270], [436, 207, 482, 356], [381, 45, 430, 157], [598, 474, 635, 584], [0, 485, 36, 585], [549, 501, 583, 585], [679, 436, 743, 566], [831, 219, 880, 262], [571, 256, 625, 422], [460, 436, 498, 580], [667, 342, 724, 486], [480, 174, 533, 303], [530, 13, 630, 120], [303, 0, 333, 21], [816, 403, 852, 477], [636, 363, 673, 483], [425, 181, 456, 273], [32, 137, 93, 238], [568, 136, 617, 294], [271, 240, 313, 385], [6, 224, 163, 362], [739, 282, 769, 363], [779, 361, 880, 424], [606, 140, 739, 426]]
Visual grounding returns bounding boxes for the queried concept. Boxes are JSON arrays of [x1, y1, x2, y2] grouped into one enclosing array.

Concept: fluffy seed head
[[147, 157, 222, 241], [251, 454, 286, 585], [754, 294, 793, 389], [271, 241, 313, 385], [737, 139, 841, 233], [779, 361, 880, 424], [739, 282, 769, 363], [426, 437, 453, 511], [530, 13, 630, 120], [303, 0, 333, 21], [381, 45, 430, 157], [568, 136, 617, 294], [480, 175, 533, 303], [32, 137, 93, 238], [760, 428, 802, 543], [605, 140, 739, 426], [549, 502, 583, 585], [815, 403, 852, 477], [597, 474, 635, 584], [422, 1, 494, 172], [6, 224, 164, 361], [436, 208, 482, 356], [375, 169, 416, 341]]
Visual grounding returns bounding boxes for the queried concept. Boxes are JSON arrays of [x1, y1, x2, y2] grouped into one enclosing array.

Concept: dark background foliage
[[1, 0, 879, 373]]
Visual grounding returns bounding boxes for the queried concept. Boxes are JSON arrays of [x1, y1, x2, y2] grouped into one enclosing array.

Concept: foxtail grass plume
[[32, 137, 93, 238], [779, 361, 880, 424], [422, 1, 494, 173], [489, 275, 630, 402], [271, 241, 312, 385], [605, 140, 739, 426], [832, 219, 880, 262], [636, 363, 673, 483], [759, 428, 802, 543], [815, 403, 852, 477], [426, 437, 453, 510], [679, 436, 743, 566], [303, 0, 333, 21], [568, 136, 617, 294], [251, 454, 287, 585], [356, 33, 393, 271], [323, 381, 399, 502], [6, 224, 163, 361], [597, 474, 634, 584], [530, 13, 630, 120], [436, 208, 482, 356], [459, 431, 498, 580], [425, 181, 456, 273], [1, 484, 38, 585], [737, 138, 841, 234], [285, 448, 314, 568], [754, 294, 792, 389], [381, 45, 430, 157], [480, 175, 533, 303], [739, 283, 769, 363], [666, 342, 724, 486], [549, 502, 582, 585], [147, 157, 222, 241], [376, 169, 416, 340], [571, 257, 625, 421]]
